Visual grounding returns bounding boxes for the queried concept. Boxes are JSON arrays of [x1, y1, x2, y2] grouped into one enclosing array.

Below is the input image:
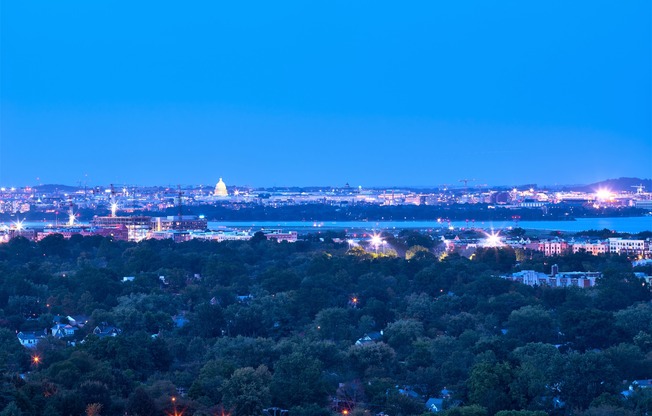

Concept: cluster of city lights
[[595, 188, 613, 201], [481, 230, 503, 248]]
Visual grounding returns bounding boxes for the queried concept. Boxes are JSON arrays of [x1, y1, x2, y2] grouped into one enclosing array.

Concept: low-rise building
[[51, 324, 77, 339], [263, 230, 298, 243], [538, 240, 570, 256], [609, 238, 647, 255], [17, 331, 46, 348], [502, 264, 601, 288], [572, 241, 609, 255]]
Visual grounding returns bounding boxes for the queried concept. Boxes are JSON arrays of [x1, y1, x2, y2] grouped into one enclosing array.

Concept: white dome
[[214, 178, 228, 196]]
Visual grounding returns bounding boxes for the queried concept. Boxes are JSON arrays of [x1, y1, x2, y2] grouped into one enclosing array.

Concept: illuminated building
[[152, 215, 208, 232], [214, 178, 228, 197], [608, 238, 647, 255], [263, 230, 298, 242], [537, 240, 570, 256], [503, 265, 600, 288], [190, 230, 252, 242], [572, 242, 608, 255], [91, 215, 152, 241]]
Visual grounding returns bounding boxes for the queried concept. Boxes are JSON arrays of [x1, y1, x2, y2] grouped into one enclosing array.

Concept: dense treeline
[[0, 233, 651, 416]]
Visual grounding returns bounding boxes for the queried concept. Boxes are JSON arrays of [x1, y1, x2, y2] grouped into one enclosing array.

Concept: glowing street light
[[369, 233, 383, 253], [595, 188, 612, 201], [167, 396, 184, 416], [12, 219, 25, 231], [482, 230, 503, 248], [350, 296, 359, 308]]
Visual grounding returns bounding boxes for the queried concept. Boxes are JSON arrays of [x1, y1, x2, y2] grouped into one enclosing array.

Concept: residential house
[[51, 324, 77, 339], [66, 315, 89, 328], [397, 386, 421, 399], [622, 379, 652, 398], [92, 324, 122, 339], [425, 398, 444, 413], [355, 331, 383, 346], [17, 331, 46, 348]]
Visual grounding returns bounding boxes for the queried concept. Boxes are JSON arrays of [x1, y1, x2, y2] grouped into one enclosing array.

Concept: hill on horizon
[[573, 177, 651, 193]]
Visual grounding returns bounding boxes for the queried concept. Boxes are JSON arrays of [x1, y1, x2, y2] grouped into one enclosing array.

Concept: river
[[6, 216, 651, 234], [207, 217, 652, 233]]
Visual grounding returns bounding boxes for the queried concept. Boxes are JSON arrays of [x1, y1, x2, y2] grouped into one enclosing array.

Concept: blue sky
[[1, 1, 650, 187]]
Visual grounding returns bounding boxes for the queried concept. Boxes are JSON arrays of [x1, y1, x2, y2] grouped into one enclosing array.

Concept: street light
[[369, 233, 383, 253], [169, 396, 183, 416]]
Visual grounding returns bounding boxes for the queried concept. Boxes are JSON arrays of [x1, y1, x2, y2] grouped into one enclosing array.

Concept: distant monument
[[214, 178, 228, 196]]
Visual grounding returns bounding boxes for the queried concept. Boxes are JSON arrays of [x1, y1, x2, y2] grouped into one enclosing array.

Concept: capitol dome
[[214, 178, 228, 196]]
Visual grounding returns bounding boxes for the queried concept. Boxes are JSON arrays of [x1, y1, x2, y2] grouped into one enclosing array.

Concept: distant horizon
[[3, 176, 650, 191]]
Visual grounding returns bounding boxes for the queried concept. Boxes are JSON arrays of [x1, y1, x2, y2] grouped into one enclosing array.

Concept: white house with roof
[[92, 324, 122, 338], [17, 331, 46, 348], [51, 323, 77, 339]]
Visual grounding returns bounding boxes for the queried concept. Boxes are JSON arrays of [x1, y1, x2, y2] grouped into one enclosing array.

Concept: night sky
[[1, 1, 650, 187]]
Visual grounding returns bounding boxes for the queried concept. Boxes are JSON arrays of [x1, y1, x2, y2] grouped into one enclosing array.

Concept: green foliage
[[0, 402, 22, 416], [406, 245, 432, 260], [509, 343, 562, 410], [0, 328, 29, 372], [384, 390, 426, 415], [314, 307, 353, 341], [468, 361, 515, 414], [270, 352, 326, 407], [559, 351, 619, 410], [221, 365, 271, 416], [384, 319, 424, 350], [441, 405, 488, 416], [348, 342, 396, 375], [126, 387, 158, 416], [507, 306, 556, 344], [0, 234, 649, 415], [472, 247, 517, 272]]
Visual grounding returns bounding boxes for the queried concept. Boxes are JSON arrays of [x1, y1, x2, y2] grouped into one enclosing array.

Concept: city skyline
[[1, 175, 651, 190], [1, 1, 650, 187]]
